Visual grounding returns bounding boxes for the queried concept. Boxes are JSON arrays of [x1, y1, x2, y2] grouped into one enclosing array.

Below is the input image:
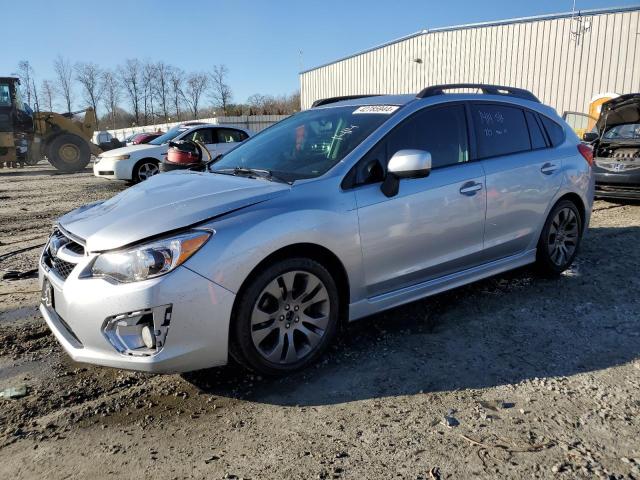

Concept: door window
[[349, 105, 469, 186], [184, 128, 214, 144], [471, 104, 531, 158], [388, 105, 469, 169], [217, 128, 248, 143]]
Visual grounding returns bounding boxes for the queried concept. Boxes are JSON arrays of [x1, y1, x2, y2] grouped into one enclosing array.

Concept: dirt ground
[[0, 164, 638, 480]]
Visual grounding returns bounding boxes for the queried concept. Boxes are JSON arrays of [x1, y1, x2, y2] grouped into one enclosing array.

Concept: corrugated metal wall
[[300, 8, 640, 114]]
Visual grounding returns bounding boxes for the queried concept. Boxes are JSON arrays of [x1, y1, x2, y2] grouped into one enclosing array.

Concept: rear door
[[470, 102, 564, 260], [353, 104, 487, 296]]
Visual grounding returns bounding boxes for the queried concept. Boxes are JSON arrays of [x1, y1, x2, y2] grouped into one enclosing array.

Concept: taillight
[[577, 143, 593, 166]]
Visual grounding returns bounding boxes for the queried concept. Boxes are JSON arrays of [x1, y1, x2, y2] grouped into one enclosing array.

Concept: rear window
[[540, 116, 565, 146], [471, 104, 531, 158], [525, 111, 548, 149]]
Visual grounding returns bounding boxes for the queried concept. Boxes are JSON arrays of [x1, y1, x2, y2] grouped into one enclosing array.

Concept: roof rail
[[311, 94, 382, 107], [416, 83, 540, 102]]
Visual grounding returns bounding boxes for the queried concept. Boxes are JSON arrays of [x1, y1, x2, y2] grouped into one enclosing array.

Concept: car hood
[[58, 171, 290, 252], [596, 93, 640, 134], [99, 144, 161, 157]]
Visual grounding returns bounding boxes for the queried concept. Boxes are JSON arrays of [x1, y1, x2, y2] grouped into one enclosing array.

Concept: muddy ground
[[0, 164, 638, 479]]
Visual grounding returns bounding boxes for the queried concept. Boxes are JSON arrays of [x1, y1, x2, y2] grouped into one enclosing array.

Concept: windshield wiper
[[214, 167, 290, 184]]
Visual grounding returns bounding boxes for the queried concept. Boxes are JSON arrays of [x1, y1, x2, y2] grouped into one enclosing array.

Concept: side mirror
[[381, 149, 432, 197], [582, 132, 598, 143]]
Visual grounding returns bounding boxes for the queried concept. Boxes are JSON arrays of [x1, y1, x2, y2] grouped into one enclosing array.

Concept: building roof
[[301, 5, 640, 74]]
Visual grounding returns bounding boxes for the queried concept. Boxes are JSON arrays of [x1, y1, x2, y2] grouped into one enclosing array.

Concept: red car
[[130, 132, 164, 145]]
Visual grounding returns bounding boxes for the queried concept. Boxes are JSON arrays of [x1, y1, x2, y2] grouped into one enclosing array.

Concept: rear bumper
[[593, 169, 640, 199], [39, 257, 235, 373]]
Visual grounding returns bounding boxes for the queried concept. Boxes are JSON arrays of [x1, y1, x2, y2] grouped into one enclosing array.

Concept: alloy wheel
[[547, 207, 579, 266], [138, 162, 159, 180], [250, 270, 330, 364]]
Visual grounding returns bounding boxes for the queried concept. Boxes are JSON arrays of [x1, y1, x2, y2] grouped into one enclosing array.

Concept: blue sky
[[3, 0, 638, 107]]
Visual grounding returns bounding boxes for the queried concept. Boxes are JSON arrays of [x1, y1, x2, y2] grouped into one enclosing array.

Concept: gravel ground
[[0, 164, 639, 479]]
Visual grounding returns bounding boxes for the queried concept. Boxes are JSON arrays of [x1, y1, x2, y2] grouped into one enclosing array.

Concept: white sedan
[[93, 123, 251, 183]]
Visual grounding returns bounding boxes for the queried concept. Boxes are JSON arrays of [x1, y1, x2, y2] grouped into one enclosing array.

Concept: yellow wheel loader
[[0, 77, 101, 172]]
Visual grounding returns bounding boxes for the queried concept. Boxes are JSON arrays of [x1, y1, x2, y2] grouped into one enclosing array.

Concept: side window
[[471, 104, 531, 158], [525, 111, 548, 149], [184, 128, 214, 144], [540, 116, 565, 147], [217, 128, 246, 143], [349, 105, 469, 187], [387, 105, 469, 169]]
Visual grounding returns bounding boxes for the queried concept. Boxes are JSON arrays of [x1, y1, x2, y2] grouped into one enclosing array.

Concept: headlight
[[90, 230, 211, 283], [109, 154, 131, 161]]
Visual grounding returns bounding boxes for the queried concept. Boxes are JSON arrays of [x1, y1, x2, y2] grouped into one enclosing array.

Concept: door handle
[[540, 162, 558, 175], [459, 181, 483, 196]]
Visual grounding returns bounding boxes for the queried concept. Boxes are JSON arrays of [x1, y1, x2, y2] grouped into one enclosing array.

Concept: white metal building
[[299, 6, 640, 115]]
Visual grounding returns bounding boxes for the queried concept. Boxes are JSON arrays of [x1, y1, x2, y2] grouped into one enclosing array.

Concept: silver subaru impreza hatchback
[[39, 84, 594, 375]]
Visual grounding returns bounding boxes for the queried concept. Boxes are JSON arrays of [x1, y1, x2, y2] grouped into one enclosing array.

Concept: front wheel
[[536, 199, 583, 276], [133, 159, 159, 183], [230, 258, 340, 375], [47, 134, 91, 172]]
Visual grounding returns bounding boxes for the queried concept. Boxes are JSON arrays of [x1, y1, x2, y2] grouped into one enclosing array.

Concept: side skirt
[[348, 249, 537, 321]]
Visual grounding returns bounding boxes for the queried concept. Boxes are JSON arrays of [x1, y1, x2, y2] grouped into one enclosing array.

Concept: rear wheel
[[230, 258, 340, 375], [536, 199, 583, 276], [47, 134, 90, 172], [133, 159, 159, 183]]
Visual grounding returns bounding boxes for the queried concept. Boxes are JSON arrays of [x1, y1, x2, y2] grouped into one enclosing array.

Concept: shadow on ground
[[183, 225, 640, 406]]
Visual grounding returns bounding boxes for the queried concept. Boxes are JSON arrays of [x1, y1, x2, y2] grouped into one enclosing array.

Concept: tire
[[536, 199, 583, 276], [47, 134, 91, 173], [230, 258, 341, 376], [133, 159, 160, 183]]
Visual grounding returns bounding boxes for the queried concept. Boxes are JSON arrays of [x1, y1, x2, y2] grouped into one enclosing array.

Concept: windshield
[[604, 123, 640, 140], [210, 105, 396, 181], [148, 126, 187, 145]]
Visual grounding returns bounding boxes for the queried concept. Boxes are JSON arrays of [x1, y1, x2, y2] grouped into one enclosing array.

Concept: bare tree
[[54, 56, 74, 114], [101, 70, 121, 130], [155, 62, 171, 121], [183, 73, 208, 119], [119, 59, 142, 125], [169, 68, 185, 120], [17, 61, 35, 107], [39, 80, 56, 111], [209, 64, 232, 115], [75, 62, 104, 127], [142, 61, 158, 124], [247, 91, 300, 115]]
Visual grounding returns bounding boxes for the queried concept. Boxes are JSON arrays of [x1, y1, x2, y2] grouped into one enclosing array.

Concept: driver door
[[353, 104, 487, 297]]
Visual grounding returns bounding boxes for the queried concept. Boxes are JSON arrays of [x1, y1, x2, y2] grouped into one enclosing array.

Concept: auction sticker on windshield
[[353, 105, 399, 114]]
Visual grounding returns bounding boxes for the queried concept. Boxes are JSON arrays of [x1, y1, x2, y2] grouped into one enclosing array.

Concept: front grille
[[42, 229, 85, 281], [51, 258, 76, 279], [65, 241, 85, 255]]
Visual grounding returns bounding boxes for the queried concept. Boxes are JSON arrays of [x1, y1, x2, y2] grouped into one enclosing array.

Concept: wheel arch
[[231, 242, 351, 326], [554, 192, 586, 227], [132, 157, 161, 180]]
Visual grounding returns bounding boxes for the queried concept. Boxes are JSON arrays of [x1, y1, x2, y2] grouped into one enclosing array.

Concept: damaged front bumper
[[38, 233, 236, 373]]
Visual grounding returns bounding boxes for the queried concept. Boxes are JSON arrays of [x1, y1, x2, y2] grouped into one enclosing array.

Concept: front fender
[[184, 187, 366, 303]]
